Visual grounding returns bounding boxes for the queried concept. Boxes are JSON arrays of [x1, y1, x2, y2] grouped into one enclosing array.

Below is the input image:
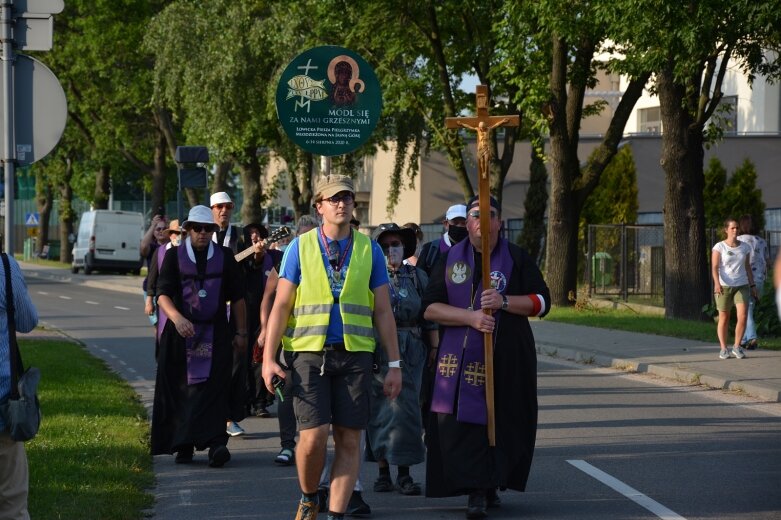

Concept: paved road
[[23, 266, 781, 519]]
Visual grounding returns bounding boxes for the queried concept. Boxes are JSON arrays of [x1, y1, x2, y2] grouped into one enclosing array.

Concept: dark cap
[[466, 195, 501, 213], [371, 223, 417, 260]]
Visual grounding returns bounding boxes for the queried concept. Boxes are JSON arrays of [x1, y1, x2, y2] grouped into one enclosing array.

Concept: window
[[638, 107, 661, 134], [716, 95, 738, 135]]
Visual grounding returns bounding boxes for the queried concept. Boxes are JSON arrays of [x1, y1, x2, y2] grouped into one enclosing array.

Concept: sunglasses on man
[[189, 224, 213, 233]]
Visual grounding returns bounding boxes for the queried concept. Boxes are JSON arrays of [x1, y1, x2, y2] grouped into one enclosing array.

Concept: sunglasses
[[190, 224, 213, 233], [155, 227, 166, 231], [380, 240, 403, 251], [213, 203, 233, 210], [468, 209, 498, 219], [321, 193, 354, 206]]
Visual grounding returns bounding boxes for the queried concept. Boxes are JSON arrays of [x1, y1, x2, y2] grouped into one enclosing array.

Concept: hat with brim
[[242, 222, 268, 242], [445, 204, 467, 222], [372, 223, 417, 260], [314, 175, 355, 205], [210, 191, 234, 208], [165, 219, 181, 235], [182, 205, 219, 232]]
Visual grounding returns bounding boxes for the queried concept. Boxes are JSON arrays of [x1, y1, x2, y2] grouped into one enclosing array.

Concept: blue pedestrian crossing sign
[[25, 212, 39, 226]]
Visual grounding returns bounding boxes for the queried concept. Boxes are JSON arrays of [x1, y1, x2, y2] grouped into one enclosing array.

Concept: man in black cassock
[[422, 195, 550, 519], [151, 205, 247, 467]]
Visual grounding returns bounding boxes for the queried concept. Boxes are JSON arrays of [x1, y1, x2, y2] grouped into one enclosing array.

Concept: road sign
[[12, 0, 64, 14], [15, 14, 53, 51], [275, 46, 382, 156], [25, 212, 39, 226], [0, 54, 67, 165]]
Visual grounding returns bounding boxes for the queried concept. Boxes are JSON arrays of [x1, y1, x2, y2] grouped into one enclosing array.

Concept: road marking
[[85, 301, 100, 305], [37, 291, 48, 295], [118, 360, 127, 366], [59, 295, 72, 300], [127, 367, 136, 373], [567, 460, 686, 520], [179, 489, 192, 506], [109, 354, 117, 359], [114, 306, 130, 311], [99, 348, 108, 353]]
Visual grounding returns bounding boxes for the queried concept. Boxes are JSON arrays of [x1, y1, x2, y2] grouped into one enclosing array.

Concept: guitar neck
[[234, 245, 257, 263]]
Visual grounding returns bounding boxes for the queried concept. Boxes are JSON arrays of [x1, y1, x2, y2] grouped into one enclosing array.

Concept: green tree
[[502, 0, 650, 305], [518, 134, 548, 264], [703, 157, 728, 230], [724, 159, 765, 231], [604, 0, 781, 319], [580, 145, 638, 228]]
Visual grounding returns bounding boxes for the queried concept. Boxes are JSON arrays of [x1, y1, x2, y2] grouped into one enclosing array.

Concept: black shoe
[[486, 488, 501, 508], [346, 490, 371, 517], [208, 445, 231, 468], [174, 446, 194, 464], [466, 490, 487, 519], [254, 406, 271, 418], [317, 487, 329, 513], [373, 474, 394, 492], [395, 474, 422, 496]]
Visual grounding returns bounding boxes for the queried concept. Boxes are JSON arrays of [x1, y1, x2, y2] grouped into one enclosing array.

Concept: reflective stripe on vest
[[283, 228, 375, 352]]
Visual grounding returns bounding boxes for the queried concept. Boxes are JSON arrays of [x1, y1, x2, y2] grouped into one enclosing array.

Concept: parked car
[[71, 210, 144, 275]]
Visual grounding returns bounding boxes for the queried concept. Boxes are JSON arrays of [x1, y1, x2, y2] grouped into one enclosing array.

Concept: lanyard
[[319, 226, 352, 273]]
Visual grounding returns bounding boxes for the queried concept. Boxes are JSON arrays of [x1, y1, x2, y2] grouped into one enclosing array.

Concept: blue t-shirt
[[279, 230, 389, 345]]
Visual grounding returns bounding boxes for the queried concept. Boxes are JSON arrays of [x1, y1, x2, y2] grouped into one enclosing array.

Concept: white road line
[[567, 460, 686, 520], [118, 360, 127, 366], [178, 489, 192, 506], [127, 367, 136, 373], [37, 291, 48, 295], [109, 354, 117, 359], [99, 348, 108, 353], [85, 301, 100, 305], [59, 295, 72, 300], [114, 306, 130, 310]]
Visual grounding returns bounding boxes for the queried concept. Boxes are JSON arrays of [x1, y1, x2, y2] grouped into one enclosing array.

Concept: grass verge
[[21, 338, 154, 519], [545, 306, 781, 351]]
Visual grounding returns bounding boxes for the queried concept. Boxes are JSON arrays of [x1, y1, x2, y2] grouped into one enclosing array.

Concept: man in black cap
[[422, 195, 550, 519]]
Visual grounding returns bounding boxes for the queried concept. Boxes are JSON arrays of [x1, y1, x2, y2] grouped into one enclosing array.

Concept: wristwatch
[[388, 359, 403, 369], [501, 294, 509, 310]]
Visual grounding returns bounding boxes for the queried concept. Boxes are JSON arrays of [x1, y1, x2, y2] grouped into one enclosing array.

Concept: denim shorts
[[291, 348, 373, 430]]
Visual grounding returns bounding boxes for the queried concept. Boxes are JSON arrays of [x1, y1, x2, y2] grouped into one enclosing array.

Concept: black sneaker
[[208, 445, 231, 468], [346, 490, 371, 517], [466, 490, 487, 519], [174, 446, 194, 464], [486, 488, 501, 508]]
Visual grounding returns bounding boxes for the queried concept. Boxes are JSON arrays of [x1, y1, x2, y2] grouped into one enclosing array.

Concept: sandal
[[395, 474, 422, 496], [373, 474, 394, 492], [274, 448, 295, 466]]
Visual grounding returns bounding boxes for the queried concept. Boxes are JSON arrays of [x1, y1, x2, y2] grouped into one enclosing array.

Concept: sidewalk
[[531, 320, 781, 402], [22, 261, 781, 402]]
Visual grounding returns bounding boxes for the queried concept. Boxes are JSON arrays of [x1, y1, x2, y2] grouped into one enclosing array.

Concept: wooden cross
[[444, 85, 519, 447]]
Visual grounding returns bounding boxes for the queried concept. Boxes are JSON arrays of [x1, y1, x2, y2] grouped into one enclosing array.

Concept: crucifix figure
[[444, 85, 519, 446]]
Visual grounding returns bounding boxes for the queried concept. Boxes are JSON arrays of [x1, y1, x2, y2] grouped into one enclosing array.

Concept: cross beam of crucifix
[[444, 85, 519, 447]]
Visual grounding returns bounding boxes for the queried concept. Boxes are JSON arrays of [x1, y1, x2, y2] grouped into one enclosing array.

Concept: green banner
[[275, 46, 382, 156]]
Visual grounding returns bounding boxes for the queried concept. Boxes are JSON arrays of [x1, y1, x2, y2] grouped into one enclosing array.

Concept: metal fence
[[587, 224, 781, 302]]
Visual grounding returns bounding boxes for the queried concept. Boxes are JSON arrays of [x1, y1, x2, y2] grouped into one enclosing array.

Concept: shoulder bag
[[0, 253, 41, 441]]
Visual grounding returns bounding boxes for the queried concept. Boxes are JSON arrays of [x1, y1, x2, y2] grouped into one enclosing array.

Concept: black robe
[[421, 242, 550, 497], [150, 244, 245, 455]]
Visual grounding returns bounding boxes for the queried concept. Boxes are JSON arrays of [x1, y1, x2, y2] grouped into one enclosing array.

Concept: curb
[[536, 342, 781, 403]]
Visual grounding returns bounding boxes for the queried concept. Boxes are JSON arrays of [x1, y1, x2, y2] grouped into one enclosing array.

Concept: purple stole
[[155, 245, 172, 341], [177, 242, 224, 385], [439, 237, 451, 254], [430, 237, 513, 424]]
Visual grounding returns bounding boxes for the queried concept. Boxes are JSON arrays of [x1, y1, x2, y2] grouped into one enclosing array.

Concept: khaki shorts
[[715, 285, 749, 312]]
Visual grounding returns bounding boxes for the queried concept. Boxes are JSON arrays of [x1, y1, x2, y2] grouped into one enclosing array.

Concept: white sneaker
[[731, 346, 746, 359], [719, 349, 730, 360]]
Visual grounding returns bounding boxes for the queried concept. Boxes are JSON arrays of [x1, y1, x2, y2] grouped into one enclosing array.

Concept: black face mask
[[448, 225, 468, 244]]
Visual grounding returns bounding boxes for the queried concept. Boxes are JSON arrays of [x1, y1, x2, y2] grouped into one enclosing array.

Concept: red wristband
[[528, 294, 542, 316]]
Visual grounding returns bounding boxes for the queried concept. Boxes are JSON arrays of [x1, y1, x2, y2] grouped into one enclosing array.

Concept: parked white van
[[71, 210, 144, 275]]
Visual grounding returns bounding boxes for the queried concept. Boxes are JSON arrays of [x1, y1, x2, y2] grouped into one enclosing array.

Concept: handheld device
[[271, 375, 285, 402]]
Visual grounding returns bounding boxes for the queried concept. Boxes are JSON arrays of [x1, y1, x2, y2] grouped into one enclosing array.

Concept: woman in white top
[[711, 218, 758, 360], [737, 214, 770, 349]]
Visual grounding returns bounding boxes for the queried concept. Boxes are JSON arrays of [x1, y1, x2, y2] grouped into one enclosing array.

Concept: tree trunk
[[150, 131, 167, 214], [238, 148, 262, 225], [658, 70, 710, 320], [93, 165, 110, 209], [288, 150, 314, 221], [211, 162, 232, 194], [58, 158, 75, 263], [35, 169, 52, 257]]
